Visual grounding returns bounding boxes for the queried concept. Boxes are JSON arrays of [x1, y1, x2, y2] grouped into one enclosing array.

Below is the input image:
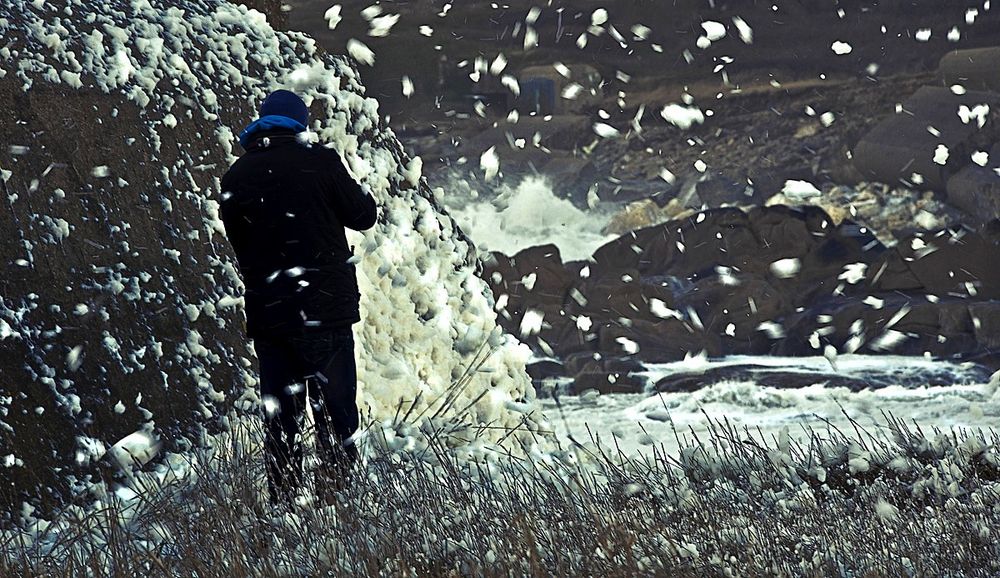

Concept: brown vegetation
[[2, 398, 998, 577]]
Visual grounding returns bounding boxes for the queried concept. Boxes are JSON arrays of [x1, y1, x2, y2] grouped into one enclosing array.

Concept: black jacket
[[220, 128, 378, 338]]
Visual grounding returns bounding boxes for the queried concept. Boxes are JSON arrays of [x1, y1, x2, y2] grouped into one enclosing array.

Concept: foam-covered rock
[[0, 0, 534, 514]]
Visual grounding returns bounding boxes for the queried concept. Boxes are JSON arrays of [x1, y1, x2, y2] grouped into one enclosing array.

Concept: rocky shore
[[482, 205, 1000, 395]]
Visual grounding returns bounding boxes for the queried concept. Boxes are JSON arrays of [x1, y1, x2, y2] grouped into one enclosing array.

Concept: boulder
[[525, 359, 567, 394], [565, 352, 646, 393], [775, 296, 995, 363], [654, 362, 993, 393], [564, 351, 647, 395], [946, 143, 1000, 222], [655, 367, 875, 393], [677, 172, 759, 208], [571, 370, 645, 395], [970, 302, 1000, 349], [673, 276, 789, 355], [564, 274, 675, 324], [939, 47, 1000, 93], [852, 86, 1000, 191], [485, 245, 573, 304], [563, 352, 645, 377], [599, 177, 671, 206], [745, 164, 815, 199], [596, 318, 721, 362], [871, 227, 1000, 299], [485, 203, 1000, 393]]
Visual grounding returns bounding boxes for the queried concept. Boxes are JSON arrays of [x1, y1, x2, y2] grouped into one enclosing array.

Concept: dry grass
[[1, 389, 999, 577]]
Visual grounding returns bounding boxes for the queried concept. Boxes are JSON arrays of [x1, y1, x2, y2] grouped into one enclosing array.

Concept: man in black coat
[[220, 89, 378, 505]]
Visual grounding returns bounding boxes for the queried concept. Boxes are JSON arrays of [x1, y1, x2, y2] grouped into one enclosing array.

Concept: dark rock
[[485, 244, 574, 308], [602, 177, 674, 205], [484, 203, 1000, 392], [561, 352, 647, 394], [745, 164, 815, 198], [654, 362, 993, 393], [563, 352, 645, 377], [564, 274, 675, 324], [589, 234, 645, 277], [825, 143, 866, 186], [775, 295, 997, 363], [852, 86, 1000, 191], [525, 359, 567, 394], [540, 155, 600, 207], [939, 47, 1000, 92], [674, 275, 790, 355], [946, 143, 1000, 223], [872, 227, 1000, 299], [571, 370, 646, 395], [538, 316, 593, 358], [597, 318, 721, 362], [679, 172, 760, 208], [970, 302, 1000, 349], [526, 359, 564, 380], [482, 244, 582, 355], [655, 367, 875, 393]]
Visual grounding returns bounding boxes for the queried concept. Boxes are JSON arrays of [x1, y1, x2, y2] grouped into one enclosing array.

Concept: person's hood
[[239, 115, 306, 149]]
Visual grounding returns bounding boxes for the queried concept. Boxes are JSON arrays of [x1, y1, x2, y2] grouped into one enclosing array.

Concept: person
[[219, 89, 378, 505]]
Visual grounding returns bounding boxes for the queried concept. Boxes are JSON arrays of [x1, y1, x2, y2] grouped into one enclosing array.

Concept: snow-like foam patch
[[446, 176, 617, 262], [540, 355, 997, 455], [544, 360, 999, 456]]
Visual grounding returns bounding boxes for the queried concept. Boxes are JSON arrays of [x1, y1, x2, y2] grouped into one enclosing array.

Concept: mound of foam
[[0, 0, 535, 515], [444, 175, 618, 262]]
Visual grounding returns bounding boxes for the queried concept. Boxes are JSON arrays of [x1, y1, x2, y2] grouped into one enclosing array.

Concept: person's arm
[[325, 149, 378, 231], [218, 171, 245, 255]]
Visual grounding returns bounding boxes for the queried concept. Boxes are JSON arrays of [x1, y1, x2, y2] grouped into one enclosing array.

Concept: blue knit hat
[[259, 89, 309, 126]]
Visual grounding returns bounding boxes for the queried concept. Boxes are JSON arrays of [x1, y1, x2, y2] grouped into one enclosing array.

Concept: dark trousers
[[254, 326, 360, 504]]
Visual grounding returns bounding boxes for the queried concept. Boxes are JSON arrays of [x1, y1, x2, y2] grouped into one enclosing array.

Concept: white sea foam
[[540, 355, 999, 456], [445, 176, 617, 262]]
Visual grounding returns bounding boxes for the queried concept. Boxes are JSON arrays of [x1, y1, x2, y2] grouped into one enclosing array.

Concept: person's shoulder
[[300, 142, 347, 169], [221, 153, 252, 181], [306, 142, 343, 158]]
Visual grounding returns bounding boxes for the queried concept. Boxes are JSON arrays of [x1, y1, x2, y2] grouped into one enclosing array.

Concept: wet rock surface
[[853, 86, 1000, 192], [653, 362, 994, 394], [483, 206, 1000, 394], [0, 71, 254, 511]]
